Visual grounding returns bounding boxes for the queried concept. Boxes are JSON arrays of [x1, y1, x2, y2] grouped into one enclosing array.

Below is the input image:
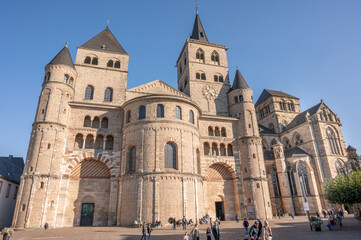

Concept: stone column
[[272, 141, 295, 214]]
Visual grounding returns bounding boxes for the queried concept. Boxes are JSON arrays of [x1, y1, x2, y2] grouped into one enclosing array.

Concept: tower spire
[[231, 68, 249, 90], [190, 11, 208, 42]]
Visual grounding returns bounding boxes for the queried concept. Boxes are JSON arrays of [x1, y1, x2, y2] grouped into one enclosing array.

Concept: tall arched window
[[157, 104, 164, 118], [95, 135, 104, 149], [204, 142, 210, 155], [283, 138, 292, 150], [220, 144, 226, 156], [327, 128, 341, 155], [196, 149, 201, 174], [175, 106, 182, 120], [104, 88, 113, 102], [336, 160, 347, 176], [227, 144, 233, 156], [85, 134, 94, 149], [128, 146, 136, 172], [287, 169, 298, 196], [74, 134, 83, 149], [84, 56, 91, 64], [84, 85, 94, 100], [189, 110, 194, 124], [45, 72, 51, 82], [214, 75, 219, 82], [64, 74, 70, 84], [208, 126, 214, 136], [83, 116, 91, 127], [298, 164, 311, 195], [139, 106, 146, 120], [201, 73, 206, 80], [271, 169, 281, 197], [92, 117, 100, 128], [221, 127, 226, 137], [211, 51, 220, 65], [101, 117, 108, 129], [126, 110, 131, 123], [105, 135, 114, 150], [164, 142, 177, 169], [196, 48, 205, 63], [212, 143, 219, 156], [91, 57, 98, 65], [215, 127, 220, 136]]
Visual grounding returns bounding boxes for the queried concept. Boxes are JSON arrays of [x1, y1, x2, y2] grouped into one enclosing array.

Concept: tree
[[324, 170, 361, 205]]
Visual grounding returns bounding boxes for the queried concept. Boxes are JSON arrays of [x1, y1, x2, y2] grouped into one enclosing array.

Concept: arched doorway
[[215, 195, 225, 221]]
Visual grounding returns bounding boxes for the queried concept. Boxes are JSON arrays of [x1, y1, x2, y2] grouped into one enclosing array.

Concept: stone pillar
[[272, 141, 295, 214]]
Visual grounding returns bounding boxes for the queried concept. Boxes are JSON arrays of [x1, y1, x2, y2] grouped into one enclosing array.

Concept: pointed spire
[[190, 13, 208, 42], [47, 45, 74, 69], [81, 28, 127, 54], [231, 68, 249, 90]]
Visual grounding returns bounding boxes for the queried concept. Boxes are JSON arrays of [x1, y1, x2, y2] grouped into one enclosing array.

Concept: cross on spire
[[195, 0, 198, 13], [107, 19, 110, 28]]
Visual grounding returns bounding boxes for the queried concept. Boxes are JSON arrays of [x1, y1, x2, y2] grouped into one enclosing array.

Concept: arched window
[[107, 60, 114, 67], [291, 102, 295, 111], [208, 126, 214, 136], [64, 74, 70, 84], [92, 117, 100, 128], [283, 138, 291, 150], [201, 73, 206, 80], [196, 149, 201, 174], [336, 160, 347, 176], [164, 142, 177, 169], [204, 142, 210, 155], [294, 133, 303, 145], [234, 96, 239, 103], [84, 57, 91, 64], [196, 48, 205, 63], [271, 169, 281, 197], [175, 106, 182, 120], [221, 127, 226, 137], [104, 88, 113, 102], [227, 144, 233, 156], [298, 164, 311, 195], [239, 95, 244, 102], [91, 57, 98, 65], [215, 127, 220, 136], [211, 51, 220, 65], [95, 135, 104, 149], [196, 73, 201, 79], [126, 110, 131, 123], [69, 77, 74, 86], [74, 134, 83, 149], [189, 110, 194, 124], [327, 128, 341, 155], [287, 169, 298, 196], [212, 143, 219, 156], [219, 76, 224, 82], [128, 146, 136, 172], [85, 134, 94, 149], [139, 106, 146, 120], [114, 61, 120, 68], [105, 135, 114, 150], [157, 104, 164, 118], [45, 72, 51, 82], [214, 75, 219, 82], [220, 144, 226, 156], [84, 85, 94, 100], [83, 116, 91, 127], [101, 117, 108, 129]]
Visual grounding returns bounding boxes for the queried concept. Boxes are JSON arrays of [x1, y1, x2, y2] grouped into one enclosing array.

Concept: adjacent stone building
[[13, 13, 355, 229]]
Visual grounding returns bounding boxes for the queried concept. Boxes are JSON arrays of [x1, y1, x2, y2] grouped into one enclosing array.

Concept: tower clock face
[[202, 85, 217, 100]]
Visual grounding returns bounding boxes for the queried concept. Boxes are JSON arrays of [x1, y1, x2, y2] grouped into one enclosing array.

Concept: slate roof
[[0, 156, 24, 184], [347, 145, 356, 151], [283, 102, 322, 132], [284, 147, 310, 158], [190, 13, 208, 42], [47, 46, 74, 69], [259, 124, 276, 135], [255, 89, 299, 106], [230, 69, 249, 91], [80, 27, 127, 54]]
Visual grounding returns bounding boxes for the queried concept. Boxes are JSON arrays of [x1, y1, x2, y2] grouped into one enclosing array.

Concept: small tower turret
[[228, 69, 272, 220]]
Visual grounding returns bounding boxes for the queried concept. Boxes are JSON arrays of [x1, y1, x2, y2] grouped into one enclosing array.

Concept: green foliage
[[324, 170, 361, 205], [1, 228, 14, 236]]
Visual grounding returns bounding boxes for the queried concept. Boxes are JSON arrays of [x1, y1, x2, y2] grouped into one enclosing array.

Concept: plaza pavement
[[12, 215, 361, 240]]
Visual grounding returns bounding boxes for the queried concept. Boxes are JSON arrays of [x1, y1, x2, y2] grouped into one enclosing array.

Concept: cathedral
[[12, 12, 359, 229]]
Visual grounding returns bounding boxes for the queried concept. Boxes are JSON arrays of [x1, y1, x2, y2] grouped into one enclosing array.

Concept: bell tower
[[176, 12, 230, 116]]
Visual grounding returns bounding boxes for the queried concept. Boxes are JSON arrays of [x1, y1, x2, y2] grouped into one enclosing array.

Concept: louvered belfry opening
[[70, 158, 111, 179]]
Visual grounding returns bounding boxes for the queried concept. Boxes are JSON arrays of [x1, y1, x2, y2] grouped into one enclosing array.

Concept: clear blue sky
[[1, 0, 360, 159]]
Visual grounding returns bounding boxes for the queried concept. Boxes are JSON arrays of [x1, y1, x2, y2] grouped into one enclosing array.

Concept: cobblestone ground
[[12, 215, 361, 240]]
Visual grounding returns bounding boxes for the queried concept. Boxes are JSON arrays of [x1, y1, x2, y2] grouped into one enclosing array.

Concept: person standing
[[191, 224, 200, 240], [183, 216, 187, 230], [291, 213, 295, 221], [206, 227, 212, 240], [173, 218, 177, 230], [140, 223, 147, 240], [249, 222, 259, 240], [147, 223, 152, 240], [263, 220, 272, 240], [236, 214, 239, 223], [257, 219, 263, 240], [243, 217, 249, 237], [212, 221, 220, 240], [184, 232, 191, 240]]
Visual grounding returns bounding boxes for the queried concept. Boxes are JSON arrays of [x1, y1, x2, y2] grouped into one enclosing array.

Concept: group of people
[[140, 223, 153, 240], [243, 218, 272, 240], [184, 220, 221, 240]]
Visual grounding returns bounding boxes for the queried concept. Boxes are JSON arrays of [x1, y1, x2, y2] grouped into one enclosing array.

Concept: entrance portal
[[215, 201, 225, 221], [80, 203, 94, 226]]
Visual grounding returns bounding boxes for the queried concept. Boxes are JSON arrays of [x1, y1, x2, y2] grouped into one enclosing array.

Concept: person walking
[[191, 224, 200, 240], [291, 213, 295, 221], [173, 218, 177, 230], [257, 219, 263, 240], [263, 220, 272, 240], [235, 214, 239, 223], [249, 221, 259, 240], [243, 217, 249, 237], [183, 216, 187, 230], [140, 223, 147, 240], [206, 227, 212, 240], [212, 221, 220, 240], [146, 223, 152, 240], [184, 232, 191, 240]]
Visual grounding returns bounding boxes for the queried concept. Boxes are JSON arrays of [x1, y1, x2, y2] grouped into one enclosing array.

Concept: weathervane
[[195, 0, 198, 13], [107, 19, 110, 28]]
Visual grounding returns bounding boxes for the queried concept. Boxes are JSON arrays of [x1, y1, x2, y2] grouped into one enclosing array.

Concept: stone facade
[[12, 13, 354, 229]]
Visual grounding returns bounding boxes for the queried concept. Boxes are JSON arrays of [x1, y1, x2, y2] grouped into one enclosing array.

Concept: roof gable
[[283, 102, 322, 132], [256, 89, 298, 106]]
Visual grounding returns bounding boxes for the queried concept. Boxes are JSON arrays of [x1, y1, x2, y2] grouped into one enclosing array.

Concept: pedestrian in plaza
[[277, 209, 281, 219], [147, 223, 152, 240], [183, 215, 187, 230], [140, 223, 147, 240], [206, 227, 212, 240], [257, 219, 263, 239], [173, 217, 177, 230], [184, 232, 191, 240], [191, 224, 200, 240], [235, 214, 239, 223], [322, 209, 327, 218], [134, 219, 138, 228], [249, 221, 259, 240], [243, 217, 249, 237], [263, 220, 272, 240], [291, 213, 295, 221], [212, 221, 220, 240]]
